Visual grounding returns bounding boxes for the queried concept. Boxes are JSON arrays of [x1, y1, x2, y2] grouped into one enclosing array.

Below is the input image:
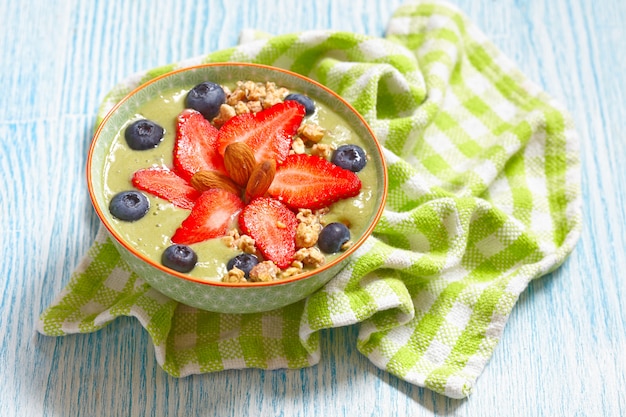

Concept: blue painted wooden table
[[1, 0, 624, 415]]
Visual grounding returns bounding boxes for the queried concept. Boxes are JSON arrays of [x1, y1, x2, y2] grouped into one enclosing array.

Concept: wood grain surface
[[1, 0, 624, 415]]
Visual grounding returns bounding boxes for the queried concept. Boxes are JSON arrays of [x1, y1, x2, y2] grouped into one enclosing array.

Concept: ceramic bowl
[[87, 63, 387, 313]]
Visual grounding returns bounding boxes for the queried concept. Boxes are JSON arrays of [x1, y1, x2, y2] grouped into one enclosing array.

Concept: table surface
[[1, 0, 624, 416]]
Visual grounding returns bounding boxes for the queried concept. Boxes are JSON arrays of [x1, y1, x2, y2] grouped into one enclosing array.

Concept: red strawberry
[[171, 188, 245, 245], [174, 109, 227, 181], [268, 154, 362, 210], [217, 101, 305, 164], [132, 167, 200, 210], [238, 197, 297, 268]]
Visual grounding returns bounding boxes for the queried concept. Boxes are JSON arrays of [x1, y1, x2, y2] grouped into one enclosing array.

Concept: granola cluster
[[222, 229, 256, 254]]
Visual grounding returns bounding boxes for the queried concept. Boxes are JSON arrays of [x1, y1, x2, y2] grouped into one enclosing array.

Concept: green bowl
[[88, 63, 387, 313]]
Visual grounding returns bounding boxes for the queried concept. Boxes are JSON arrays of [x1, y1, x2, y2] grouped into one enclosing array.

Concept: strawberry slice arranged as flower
[[174, 109, 227, 181], [268, 154, 362, 210], [172, 188, 245, 245], [239, 197, 298, 269], [132, 167, 200, 210], [217, 101, 305, 164]]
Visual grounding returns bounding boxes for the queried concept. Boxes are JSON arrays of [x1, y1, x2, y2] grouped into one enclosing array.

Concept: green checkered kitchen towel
[[37, 0, 581, 398]]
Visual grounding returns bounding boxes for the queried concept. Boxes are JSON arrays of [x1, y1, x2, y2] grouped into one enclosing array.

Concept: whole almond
[[245, 159, 276, 202], [190, 170, 240, 196], [224, 142, 257, 186]]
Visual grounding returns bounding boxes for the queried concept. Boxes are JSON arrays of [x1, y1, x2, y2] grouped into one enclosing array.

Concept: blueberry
[[161, 244, 198, 273], [227, 253, 259, 278], [284, 93, 315, 116], [331, 144, 367, 172], [185, 81, 226, 120], [317, 222, 351, 254], [109, 190, 150, 221], [124, 119, 164, 150]]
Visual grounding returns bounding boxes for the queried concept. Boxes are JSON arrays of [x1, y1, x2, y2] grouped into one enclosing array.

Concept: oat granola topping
[[296, 208, 314, 224], [226, 87, 245, 106], [295, 222, 321, 248], [249, 261, 280, 282], [212, 104, 236, 127], [246, 100, 263, 113], [222, 81, 291, 117], [262, 91, 283, 109], [310, 143, 335, 160], [244, 81, 265, 101], [238, 235, 257, 254], [290, 137, 306, 155], [223, 229, 257, 254], [233, 100, 250, 115], [298, 123, 326, 143], [221, 229, 240, 247], [277, 260, 307, 280], [278, 266, 302, 280], [222, 266, 247, 283], [294, 247, 325, 268], [296, 208, 328, 224]]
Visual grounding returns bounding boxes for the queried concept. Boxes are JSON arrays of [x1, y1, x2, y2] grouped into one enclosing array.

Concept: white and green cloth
[[38, 0, 581, 398]]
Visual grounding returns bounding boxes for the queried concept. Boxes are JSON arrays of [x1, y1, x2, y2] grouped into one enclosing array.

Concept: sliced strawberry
[[268, 154, 362, 210], [217, 101, 305, 164], [238, 197, 297, 268], [174, 109, 227, 181], [171, 188, 245, 245], [132, 167, 200, 210]]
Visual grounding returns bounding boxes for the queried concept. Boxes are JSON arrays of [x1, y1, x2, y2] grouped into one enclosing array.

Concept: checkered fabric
[[38, 0, 581, 398]]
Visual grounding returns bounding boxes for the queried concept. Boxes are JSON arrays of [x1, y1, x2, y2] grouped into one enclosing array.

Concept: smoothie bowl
[[88, 63, 387, 313]]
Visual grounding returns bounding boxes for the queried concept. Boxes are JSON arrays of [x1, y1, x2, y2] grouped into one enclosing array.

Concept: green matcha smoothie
[[102, 82, 379, 282]]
